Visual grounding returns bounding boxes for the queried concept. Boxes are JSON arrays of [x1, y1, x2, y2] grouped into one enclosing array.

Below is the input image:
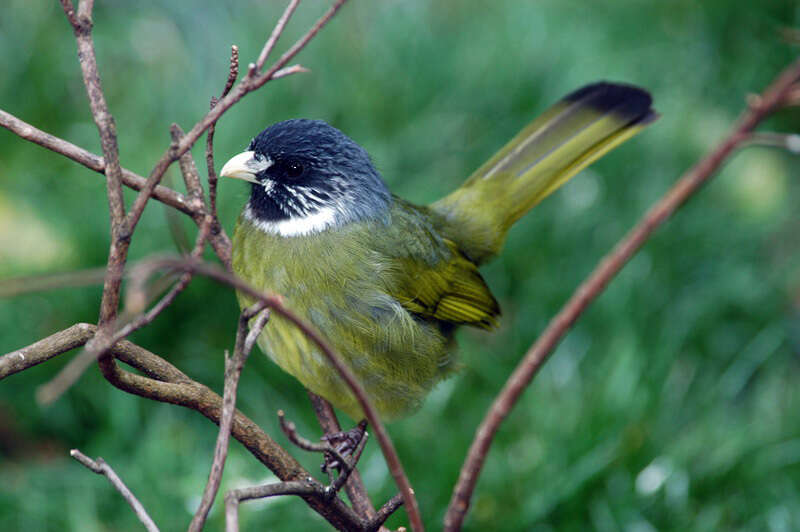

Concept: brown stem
[[207, 45, 240, 265], [171, 124, 207, 206], [152, 0, 349, 196], [443, 56, 800, 532], [51, 324, 364, 531], [0, 323, 96, 379], [368, 494, 405, 532], [225, 480, 326, 532], [129, 256, 423, 531], [253, 0, 302, 73], [59, 0, 129, 330], [70, 449, 159, 532], [0, 109, 192, 214], [189, 303, 269, 532], [35, 220, 214, 406], [308, 392, 377, 519]]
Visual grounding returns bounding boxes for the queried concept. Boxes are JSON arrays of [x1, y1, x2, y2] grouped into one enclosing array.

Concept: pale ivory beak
[[220, 151, 272, 183]]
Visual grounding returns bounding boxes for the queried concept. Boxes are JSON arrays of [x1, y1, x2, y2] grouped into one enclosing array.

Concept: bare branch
[[60, 0, 129, 330], [171, 124, 206, 206], [207, 45, 240, 222], [124, 255, 423, 530], [159, 0, 350, 196], [59, 0, 78, 27], [189, 302, 269, 532], [443, 56, 800, 532], [278, 410, 368, 496], [0, 109, 192, 214], [70, 448, 159, 532], [34, 220, 214, 407], [272, 64, 310, 79], [0, 323, 95, 379], [253, 0, 301, 74], [369, 494, 405, 532], [308, 392, 377, 518], [225, 480, 325, 532], [17, 324, 365, 530]]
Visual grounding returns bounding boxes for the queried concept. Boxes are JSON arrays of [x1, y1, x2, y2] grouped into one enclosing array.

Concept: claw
[[321, 420, 367, 473]]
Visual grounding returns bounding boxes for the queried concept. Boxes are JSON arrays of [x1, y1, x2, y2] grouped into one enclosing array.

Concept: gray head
[[220, 119, 391, 237]]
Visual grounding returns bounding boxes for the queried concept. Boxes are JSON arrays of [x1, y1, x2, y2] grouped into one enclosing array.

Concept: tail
[[431, 82, 657, 264]]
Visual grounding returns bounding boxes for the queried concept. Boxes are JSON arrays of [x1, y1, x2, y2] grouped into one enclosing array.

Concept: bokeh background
[[2, 1, 799, 530]]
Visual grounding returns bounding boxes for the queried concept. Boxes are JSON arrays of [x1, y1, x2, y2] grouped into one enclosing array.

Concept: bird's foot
[[321, 420, 368, 474]]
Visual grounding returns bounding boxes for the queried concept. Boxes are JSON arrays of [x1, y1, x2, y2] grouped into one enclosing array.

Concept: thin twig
[[225, 480, 324, 532], [70, 448, 159, 532], [0, 323, 96, 380], [443, 56, 800, 532], [35, 220, 214, 406], [308, 391, 377, 519], [0, 109, 192, 213], [253, 0, 302, 74], [207, 45, 239, 242], [171, 124, 206, 207], [125, 255, 423, 530], [150, 0, 349, 204], [189, 302, 269, 532], [59, 0, 129, 330], [278, 410, 354, 485], [368, 494, 405, 532], [101, 347, 364, 531]]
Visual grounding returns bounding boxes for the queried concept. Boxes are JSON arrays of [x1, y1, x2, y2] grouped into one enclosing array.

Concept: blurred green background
[[1, 1, 799, 530]]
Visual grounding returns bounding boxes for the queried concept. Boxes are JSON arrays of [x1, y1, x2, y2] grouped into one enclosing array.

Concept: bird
[[221, 82, 657, 421]]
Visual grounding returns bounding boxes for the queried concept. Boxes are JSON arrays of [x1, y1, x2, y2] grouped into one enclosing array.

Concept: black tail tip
[[563, 81, 657, 124]]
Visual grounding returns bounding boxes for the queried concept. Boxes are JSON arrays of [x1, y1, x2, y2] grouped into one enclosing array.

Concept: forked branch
[[443, 56, 800, 531]]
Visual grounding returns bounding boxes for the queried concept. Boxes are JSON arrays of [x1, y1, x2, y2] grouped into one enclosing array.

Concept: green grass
[[1, 1, 799, 530]]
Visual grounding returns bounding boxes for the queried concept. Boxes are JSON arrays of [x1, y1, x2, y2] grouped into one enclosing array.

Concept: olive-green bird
[[221, 82, 656, 421]]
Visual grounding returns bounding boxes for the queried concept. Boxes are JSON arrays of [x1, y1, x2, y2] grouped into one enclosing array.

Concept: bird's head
[[220, 119, 391, 237]]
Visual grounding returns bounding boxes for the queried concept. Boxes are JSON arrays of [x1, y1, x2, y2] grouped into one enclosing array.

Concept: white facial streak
[[244, 205, 338, 237]]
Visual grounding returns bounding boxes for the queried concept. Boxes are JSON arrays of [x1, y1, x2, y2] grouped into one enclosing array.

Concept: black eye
[[286, 162, 304, 178]]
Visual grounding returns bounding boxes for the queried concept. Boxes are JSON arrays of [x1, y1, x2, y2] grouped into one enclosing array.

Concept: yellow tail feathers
[[432, 82, 657, 264]]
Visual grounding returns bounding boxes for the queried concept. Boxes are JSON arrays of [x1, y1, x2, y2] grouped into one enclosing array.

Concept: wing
[[379, 198, 500, 330]]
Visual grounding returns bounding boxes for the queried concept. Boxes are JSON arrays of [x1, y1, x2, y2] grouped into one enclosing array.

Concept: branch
[[0, 323, 95, 379], [6, 321, 364, 530], [0, 110, 192, 214], [253, 0, 301, 73], [278, 411, 365, 490], [207, 45, 240, 224], [126, 256, 423, 530], [189, 302, 269, 532], [151, 0, 349, 197], [225, 480, 324, 532], [443, 56, 800, 532], [171, 124, 206, 207], [308, 391, 377, 520], [59, 0, 129, 331], [369, 494, 404, 532], [59, 0, 125, 228], [100, 347, 364, 531], [34, 219, 214, 406], [70, 449, 159, 532]]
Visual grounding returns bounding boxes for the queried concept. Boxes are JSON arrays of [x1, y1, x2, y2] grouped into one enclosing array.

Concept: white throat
[[244, 205, 338, 237]]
